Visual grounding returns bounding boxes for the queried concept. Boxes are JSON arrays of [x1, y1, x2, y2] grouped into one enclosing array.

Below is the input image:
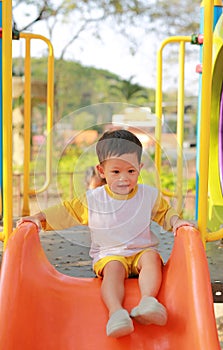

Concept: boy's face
[[97, 153, 143, 195]]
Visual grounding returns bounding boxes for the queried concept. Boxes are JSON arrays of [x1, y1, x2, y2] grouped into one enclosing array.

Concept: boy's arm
[[17, 212, 46, 231], [151, 193, 179, 231], [17, 194, 88, 232], [151, 192, 194, 233], [170, 215, 194, 235]]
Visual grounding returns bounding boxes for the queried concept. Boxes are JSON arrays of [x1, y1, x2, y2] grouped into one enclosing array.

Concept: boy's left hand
[[16, 217, 42, 232], [172, 217, 195, 236]]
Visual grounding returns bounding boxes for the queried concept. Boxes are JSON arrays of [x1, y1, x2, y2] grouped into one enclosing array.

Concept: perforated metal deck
[[39, 224, 223, 293]]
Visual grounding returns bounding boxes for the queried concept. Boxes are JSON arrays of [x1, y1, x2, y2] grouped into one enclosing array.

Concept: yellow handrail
[[21, 35, 31, 216], [206, 228, 223, 242], [155, 36, 191, 213], [2, 0, 13, 244], [19, 33, 54, 216], [176, 41, 186, 213]]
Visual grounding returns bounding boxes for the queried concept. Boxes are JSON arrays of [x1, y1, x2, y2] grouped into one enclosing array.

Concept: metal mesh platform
[[37, 224, 223, 285]]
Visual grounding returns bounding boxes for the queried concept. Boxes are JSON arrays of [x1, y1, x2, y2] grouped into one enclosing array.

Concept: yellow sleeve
[[151, 192, 179, 231], [42, 193, 88, 231]]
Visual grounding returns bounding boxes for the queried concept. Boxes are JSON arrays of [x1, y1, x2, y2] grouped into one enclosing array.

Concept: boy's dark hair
[[96, 129, 142, 163]]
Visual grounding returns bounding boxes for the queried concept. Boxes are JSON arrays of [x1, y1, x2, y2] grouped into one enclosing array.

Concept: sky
[[12, 2, 200, 93]]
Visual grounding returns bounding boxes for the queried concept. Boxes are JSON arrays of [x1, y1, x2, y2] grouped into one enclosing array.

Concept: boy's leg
[[130, 250, 167, 325], [101, 260, 126, 316], [101, 260, 134, 337], [137, 250, 162, 298]]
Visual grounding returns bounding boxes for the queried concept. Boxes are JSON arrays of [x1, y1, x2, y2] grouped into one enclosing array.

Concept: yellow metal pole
[[22, 37, 31, 216], [155, 36, 191, 203], [43, 36, 54, 194], [20, 33, 54, 196], [201, 0, 222, 5], [0, 0, 2, 235], [197, 0, 214, 244], [2, 0, 13, 244], [155, 45, 163, 176], [176, 41, 185, 213]]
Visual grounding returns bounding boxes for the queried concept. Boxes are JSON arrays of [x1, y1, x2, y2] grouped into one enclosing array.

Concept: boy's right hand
[[16, 217, 42, 231]]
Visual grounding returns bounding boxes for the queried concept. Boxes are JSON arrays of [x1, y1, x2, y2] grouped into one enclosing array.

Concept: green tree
[[13, 57, 153, 121], [12, 0, 201, 121], [109, 75, 148, 103], [13, 0, 200, 60]]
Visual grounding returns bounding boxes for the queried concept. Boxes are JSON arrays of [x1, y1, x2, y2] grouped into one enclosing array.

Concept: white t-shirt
[[87, 184, 160, 265]]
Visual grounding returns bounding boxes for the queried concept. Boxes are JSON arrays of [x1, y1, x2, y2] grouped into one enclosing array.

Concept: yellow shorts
[[93, 249, 160, 278]]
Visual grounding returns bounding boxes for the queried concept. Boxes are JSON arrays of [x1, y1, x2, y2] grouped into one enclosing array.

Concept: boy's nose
[[119, 173, 128, 181]]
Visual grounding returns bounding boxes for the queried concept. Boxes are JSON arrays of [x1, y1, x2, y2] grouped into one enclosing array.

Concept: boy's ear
[[139, 162, 144, 170], [96, 164, 106, 178]]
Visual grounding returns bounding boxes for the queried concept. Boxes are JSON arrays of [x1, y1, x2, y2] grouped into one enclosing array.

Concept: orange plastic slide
[[0, 223, 220, 350]]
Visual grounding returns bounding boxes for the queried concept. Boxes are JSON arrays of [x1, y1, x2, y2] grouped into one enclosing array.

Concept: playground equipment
[[155, 35, 191, 214], [0, 19, 54, 222], [0, 223, 220, 350], [18, 32, 54, 217], [0, 0, 222, 349], [208, 13, 223, 231], [155, 0, 223, 243]]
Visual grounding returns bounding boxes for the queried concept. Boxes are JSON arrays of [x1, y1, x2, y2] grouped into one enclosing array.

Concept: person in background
[[85, 166, 106, 189]]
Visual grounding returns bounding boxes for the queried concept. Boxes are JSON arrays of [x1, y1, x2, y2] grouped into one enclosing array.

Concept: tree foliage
[[13, 56, 155, 123], [13, 0, 201, 59], [12, 1, 200, 124], [109, 75, 149, 103]]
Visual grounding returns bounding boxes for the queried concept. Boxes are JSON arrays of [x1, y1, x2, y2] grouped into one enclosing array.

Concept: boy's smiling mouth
[[114, 184, 132, 194]]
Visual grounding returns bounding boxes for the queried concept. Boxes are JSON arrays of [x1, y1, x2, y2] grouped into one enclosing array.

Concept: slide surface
[[208, 13, 223, 231], [0, 223, 220, 350]]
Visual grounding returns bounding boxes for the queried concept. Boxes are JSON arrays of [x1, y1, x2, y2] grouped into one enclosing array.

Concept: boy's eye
[[112, 170, 119, 174], [129, 169, 136, 173]]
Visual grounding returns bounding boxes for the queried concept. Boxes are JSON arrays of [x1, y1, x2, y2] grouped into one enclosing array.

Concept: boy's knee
[[137, 250, 162, 270], [103, 260, 126, 275], [94, 256, 129, 277]]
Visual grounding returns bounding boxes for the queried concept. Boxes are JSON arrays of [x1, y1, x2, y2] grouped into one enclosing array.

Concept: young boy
[[18, 129, 192, 338]]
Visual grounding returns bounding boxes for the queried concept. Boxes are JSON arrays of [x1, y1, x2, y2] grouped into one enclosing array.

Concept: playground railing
[[155, 36, 192, 214], [18, 33, 54, 217]]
